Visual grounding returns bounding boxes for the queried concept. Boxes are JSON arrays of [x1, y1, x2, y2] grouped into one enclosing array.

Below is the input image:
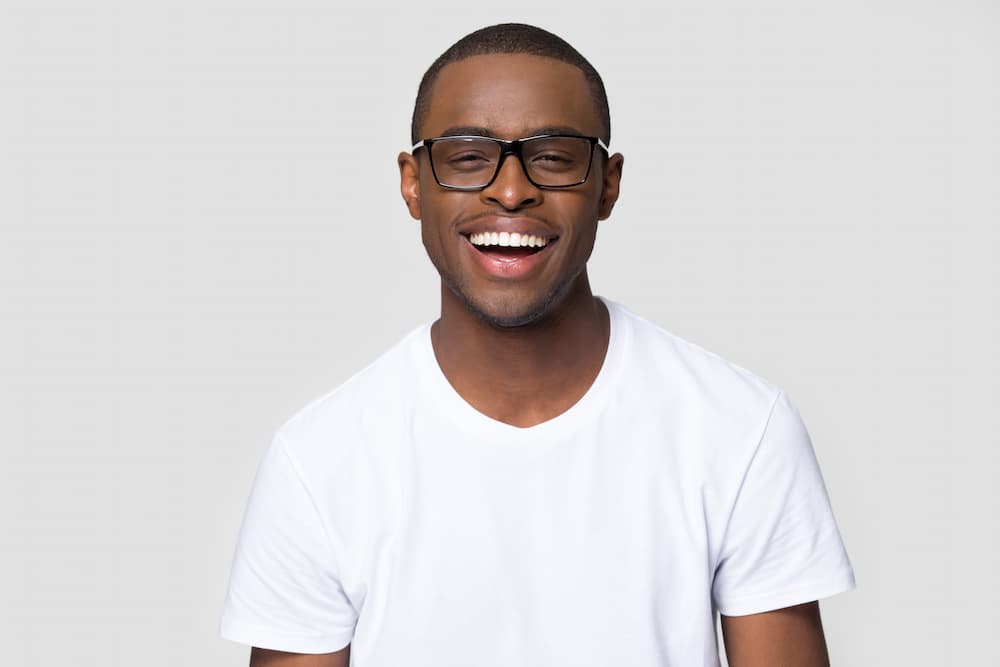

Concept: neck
[[431, 274, 610, 428]]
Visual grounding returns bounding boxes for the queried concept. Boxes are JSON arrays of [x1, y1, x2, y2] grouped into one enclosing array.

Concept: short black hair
[[410, 23, 611, 145]]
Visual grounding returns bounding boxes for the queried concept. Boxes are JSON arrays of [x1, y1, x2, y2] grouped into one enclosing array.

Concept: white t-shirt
[[220, 299, 855, 665]]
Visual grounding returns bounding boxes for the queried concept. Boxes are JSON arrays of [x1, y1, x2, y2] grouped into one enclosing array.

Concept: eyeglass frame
[[411, 133, 611, 191]]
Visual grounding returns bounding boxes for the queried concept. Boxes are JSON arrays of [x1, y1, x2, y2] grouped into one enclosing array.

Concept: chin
[[472, 304, 547, 329], [439, 260, 588, 329], [455, 285, 570, 330]]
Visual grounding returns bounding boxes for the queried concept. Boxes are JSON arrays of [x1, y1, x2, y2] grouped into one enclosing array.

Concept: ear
[[598, 152, 624, 221], [398, 151, 422, 220]]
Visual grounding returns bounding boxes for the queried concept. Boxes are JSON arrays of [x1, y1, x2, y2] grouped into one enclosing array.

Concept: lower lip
[[463, 236, 555, 279]]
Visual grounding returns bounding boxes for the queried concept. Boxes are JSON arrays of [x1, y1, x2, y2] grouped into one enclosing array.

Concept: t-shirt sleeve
[[712, 391, 856, 616], [220, 434, 357, 653]]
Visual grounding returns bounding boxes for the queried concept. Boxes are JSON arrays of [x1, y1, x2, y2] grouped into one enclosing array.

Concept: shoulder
[[608, 300, 781, 415], [274, 323, 429, 468], [605, 301, 812, 506]]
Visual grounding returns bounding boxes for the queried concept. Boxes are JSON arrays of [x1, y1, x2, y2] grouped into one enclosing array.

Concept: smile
[[461, 229, 556, 276], [468, 231, 549, 248]]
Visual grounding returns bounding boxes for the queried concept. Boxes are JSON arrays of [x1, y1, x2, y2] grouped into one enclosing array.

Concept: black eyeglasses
[[411, 134, 610, 190]]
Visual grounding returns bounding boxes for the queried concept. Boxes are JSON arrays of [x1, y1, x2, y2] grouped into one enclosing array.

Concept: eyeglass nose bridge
[[487, 139, 535, 188]]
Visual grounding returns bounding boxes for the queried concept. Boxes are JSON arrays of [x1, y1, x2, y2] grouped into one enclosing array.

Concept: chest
[[342, 418, 728, 666]]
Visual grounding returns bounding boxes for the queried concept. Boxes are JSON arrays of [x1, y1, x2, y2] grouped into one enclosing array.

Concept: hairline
[[410, 26, 611, 146], [413, 55, 607, 142]]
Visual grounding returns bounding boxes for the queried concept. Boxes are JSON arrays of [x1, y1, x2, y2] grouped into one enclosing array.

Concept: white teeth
[[469, 232, 549, 248]]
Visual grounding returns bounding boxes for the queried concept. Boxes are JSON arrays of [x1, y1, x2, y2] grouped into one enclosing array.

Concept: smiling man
[[220, 23, 855, 667]]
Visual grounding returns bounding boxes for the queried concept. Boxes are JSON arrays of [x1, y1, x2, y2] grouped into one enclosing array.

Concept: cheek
[[419, 218, 448, 257], [554, 189, 603, 229], [418, 196, 462, 255], [418, 186, 474, 230]]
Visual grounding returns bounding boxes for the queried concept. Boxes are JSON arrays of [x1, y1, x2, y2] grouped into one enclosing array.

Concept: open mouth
[[465, 231, 554, 258]]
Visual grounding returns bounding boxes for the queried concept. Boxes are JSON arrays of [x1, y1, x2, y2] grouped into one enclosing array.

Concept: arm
[[222, 439, 358, 664], [721, 602, 830, 667], [249, 644, 350, 666]]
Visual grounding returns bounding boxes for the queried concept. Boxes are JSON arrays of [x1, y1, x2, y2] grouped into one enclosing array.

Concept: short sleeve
[[220, 434, 357, 653], [712, 391, 856, 616]]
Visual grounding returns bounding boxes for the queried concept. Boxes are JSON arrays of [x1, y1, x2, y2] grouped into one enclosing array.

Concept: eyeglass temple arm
[[410, 138, 611, 152]]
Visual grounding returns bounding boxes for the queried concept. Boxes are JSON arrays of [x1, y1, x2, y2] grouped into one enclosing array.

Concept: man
[[220, 23, 855, 666]]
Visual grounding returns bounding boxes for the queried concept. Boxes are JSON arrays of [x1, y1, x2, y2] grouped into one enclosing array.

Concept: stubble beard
[[440, 265, 586, 329]]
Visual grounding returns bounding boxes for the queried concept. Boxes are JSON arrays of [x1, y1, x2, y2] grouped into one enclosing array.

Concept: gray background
[[2, 0, 997, 665]]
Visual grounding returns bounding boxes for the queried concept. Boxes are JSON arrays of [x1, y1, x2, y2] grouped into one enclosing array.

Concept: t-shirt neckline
[[414, 297, 629, 443]]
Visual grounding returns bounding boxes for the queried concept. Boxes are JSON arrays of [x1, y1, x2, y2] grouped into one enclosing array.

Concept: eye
[[536, 152, 571, 162], [441, 150, 496, 173], [529, 151, 578, 171], [449, 152, 491, 163]]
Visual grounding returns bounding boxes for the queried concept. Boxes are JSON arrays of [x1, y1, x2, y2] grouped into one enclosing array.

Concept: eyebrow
[[437, 125, 589, 139]]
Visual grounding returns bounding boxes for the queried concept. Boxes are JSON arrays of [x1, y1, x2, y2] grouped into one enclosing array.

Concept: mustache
[[460, 210, 549, 226]]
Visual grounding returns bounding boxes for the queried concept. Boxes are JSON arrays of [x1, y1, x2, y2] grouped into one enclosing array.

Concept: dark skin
[[250, 53, 833, 666], [249, 603, 829, 667], [400, 54, 620, 428], [249, 646, 349, 666], [722, 602, 831, 666]]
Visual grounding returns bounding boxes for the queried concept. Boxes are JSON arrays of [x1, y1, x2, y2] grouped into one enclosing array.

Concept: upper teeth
[[469, 231, 549, 248]]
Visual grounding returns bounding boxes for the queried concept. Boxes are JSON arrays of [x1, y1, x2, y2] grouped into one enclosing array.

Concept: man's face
[[399, 53, 623, 327]]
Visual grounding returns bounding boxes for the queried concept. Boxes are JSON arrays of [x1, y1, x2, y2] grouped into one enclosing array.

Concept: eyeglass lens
[[430, 137, 593, 188]]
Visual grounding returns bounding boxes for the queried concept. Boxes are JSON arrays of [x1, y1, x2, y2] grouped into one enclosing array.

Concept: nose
[[479, 152, 541, 211]]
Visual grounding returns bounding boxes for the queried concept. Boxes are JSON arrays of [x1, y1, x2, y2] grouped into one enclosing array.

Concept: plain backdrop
[[1, 1, 997, 665]]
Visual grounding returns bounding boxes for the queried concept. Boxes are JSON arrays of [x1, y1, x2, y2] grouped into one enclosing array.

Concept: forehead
[[423, 53, 601, 139]]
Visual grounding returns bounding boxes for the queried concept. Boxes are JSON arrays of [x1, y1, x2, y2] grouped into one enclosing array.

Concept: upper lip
[[457, 215, 558, 241]]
